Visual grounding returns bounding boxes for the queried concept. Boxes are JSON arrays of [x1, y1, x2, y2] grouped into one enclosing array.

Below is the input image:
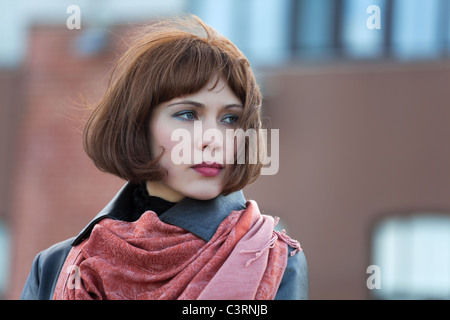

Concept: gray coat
[[20, 183, 308, 300]]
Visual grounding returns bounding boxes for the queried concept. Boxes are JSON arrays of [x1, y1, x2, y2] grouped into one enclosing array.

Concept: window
[[341, 0, 387, 58], [190, 0, 450, 66], [391, 0, 445, 59], [294, 0, 337, 59], [0, 221, 10, 298], [371, 214, 450, 299], [190, 0, 291, 66]]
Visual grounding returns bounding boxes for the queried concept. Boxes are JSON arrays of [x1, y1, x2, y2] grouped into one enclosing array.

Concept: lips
[[191, 162, 223, 177]]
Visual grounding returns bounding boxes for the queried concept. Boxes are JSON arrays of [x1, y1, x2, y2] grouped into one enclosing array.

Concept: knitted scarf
[[52, 200, 301, 300]]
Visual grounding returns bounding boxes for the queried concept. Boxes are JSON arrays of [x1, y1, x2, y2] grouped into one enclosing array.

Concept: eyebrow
[[167, 100, 243, 109]]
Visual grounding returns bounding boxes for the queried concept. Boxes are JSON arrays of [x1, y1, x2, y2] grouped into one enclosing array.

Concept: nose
[[194, 120, 224, 152], [202, 137, 222, 151], [196, 132, 223, 151]]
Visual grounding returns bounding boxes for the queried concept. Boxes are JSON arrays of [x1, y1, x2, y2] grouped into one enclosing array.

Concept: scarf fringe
[[240, 216, 302, 267]]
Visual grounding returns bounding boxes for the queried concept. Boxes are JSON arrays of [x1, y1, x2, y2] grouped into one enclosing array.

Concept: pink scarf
[[53, 200, 301, 300]]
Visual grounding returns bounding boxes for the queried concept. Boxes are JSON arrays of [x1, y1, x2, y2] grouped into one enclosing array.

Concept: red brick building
[[5, 26, 128, 299]]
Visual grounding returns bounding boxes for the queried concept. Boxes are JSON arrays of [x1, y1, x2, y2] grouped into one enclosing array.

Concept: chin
[[185, 187, 222, 201], [195, 195, 220, 201]]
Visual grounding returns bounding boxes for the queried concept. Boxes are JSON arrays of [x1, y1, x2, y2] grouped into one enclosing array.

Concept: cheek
[[151, 121, 190, 173], [151, 121, 178, 154]]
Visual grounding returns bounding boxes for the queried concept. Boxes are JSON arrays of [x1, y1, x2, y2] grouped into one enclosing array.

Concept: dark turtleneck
[[130, 183, 177, 221]]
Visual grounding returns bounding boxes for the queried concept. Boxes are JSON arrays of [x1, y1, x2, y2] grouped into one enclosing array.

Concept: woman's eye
[[221, 114, 239, 124], [172, 110, 198, 121]]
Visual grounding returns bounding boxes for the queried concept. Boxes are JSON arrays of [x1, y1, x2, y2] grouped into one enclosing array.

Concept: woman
[[21, 16, 308, 300]]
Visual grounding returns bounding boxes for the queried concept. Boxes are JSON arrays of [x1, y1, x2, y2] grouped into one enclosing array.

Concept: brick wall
[[7, 25, 127, 299]]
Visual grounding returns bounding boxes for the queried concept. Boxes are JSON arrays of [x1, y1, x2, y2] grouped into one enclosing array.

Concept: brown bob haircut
[[83, 15, 264, 195]]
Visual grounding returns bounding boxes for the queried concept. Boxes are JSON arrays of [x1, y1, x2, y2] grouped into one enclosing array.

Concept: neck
[[145, 180, 185, 202]]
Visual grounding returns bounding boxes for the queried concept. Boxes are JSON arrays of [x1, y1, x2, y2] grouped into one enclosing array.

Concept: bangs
[[150, 36, 248, 110]]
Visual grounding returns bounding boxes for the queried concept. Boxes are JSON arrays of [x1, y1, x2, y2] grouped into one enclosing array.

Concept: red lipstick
[[191, 162, 223, 177]]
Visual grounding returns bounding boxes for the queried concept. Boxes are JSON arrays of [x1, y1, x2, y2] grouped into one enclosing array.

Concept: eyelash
[[172, 110, 198, 121], [172, 110, 239, 124]]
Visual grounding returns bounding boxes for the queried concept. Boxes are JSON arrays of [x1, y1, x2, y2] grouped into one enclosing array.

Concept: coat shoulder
[[20, 238, 74, 300]]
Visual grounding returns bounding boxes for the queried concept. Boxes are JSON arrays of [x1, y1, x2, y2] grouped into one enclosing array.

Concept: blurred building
[[1, 0, 450, 299]]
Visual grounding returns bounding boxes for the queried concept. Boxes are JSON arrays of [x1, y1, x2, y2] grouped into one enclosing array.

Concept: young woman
[[21, 16, 308, 300]]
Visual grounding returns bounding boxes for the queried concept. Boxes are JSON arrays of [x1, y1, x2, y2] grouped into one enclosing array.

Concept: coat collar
[[71, 182, 247, 246]]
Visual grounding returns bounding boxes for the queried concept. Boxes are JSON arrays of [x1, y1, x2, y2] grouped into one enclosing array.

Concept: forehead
[[170, 76, 242, 106]]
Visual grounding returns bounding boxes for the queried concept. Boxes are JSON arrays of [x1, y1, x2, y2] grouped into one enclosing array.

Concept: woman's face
[[147, 76, 243, 201]]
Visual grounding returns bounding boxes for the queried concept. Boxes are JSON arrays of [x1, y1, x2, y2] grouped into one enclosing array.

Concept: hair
[[83, 15, 264, 195]]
